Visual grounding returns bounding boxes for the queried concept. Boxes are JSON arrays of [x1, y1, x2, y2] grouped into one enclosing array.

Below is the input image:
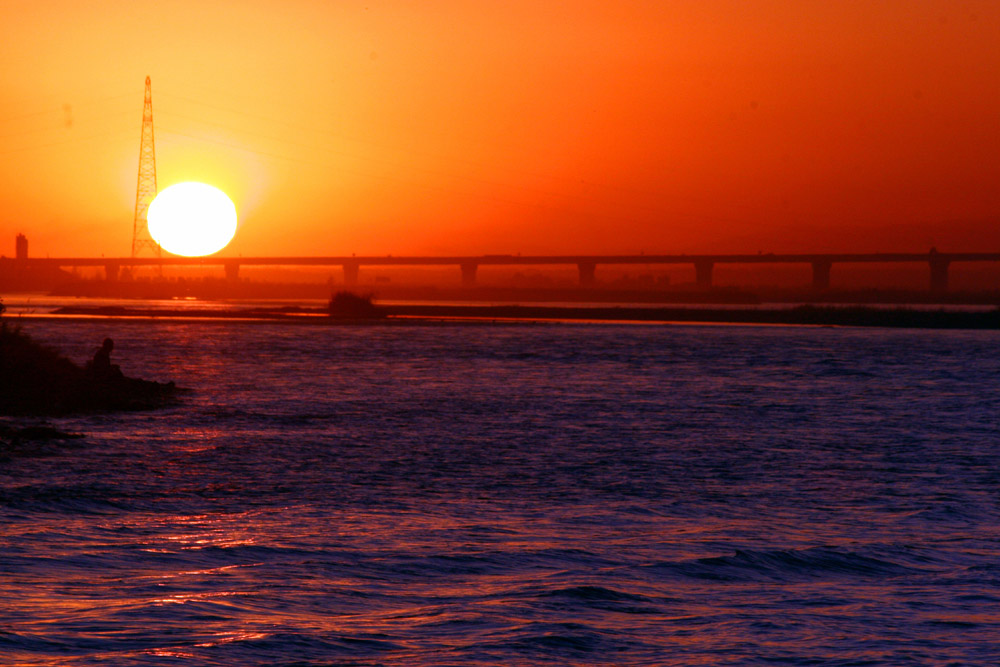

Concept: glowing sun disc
[[147, 182, 237, 256]]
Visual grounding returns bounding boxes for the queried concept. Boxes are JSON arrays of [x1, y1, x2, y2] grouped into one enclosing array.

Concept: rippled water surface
[[3, 320, 1000, 665]]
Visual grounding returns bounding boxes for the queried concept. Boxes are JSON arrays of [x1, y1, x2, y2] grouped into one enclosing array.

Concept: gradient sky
[[1, 0, 997, 258]]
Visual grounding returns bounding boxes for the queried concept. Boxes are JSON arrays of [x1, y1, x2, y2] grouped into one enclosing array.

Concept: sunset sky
[[1, 0, 997, 258]]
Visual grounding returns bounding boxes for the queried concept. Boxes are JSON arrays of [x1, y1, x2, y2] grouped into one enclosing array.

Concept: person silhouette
[[89, 338, 122, 378]]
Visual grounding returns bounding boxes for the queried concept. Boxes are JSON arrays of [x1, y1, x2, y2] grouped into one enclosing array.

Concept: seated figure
[[88, 338, 122, 379]]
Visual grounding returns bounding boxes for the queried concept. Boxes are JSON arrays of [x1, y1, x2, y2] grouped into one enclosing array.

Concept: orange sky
[[1, 0, 997, 258]]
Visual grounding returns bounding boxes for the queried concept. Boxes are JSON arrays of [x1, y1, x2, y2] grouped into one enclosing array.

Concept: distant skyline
[[1, 1, 998, 258]]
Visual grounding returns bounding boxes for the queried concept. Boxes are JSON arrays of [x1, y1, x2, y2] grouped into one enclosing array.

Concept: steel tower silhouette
[[131, 76, 160, 257]]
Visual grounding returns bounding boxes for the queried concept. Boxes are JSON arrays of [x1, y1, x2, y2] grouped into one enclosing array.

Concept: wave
[[473, 621, 605, 654], [466, 621, 656, 661], [651, 546, 924, 582], [0, 629, 75, 654], [359, 547, 618, 581], [540, 585, 648, 602], [534, 585, 663, 615], [199, 631, 404, 658], [0, 483, 136, 514]]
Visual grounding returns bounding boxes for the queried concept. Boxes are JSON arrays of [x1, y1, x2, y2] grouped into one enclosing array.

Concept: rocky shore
[[0, 320, 180, 416]]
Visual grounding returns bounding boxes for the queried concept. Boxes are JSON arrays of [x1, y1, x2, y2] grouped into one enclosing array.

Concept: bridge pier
[[343, 261, 359, 286], [104, 261, 119, 282], [694, 260, 714, 287], [577, 261, 596, 287], [460, 262, 478, 288], [929, 255, 950, 291], [224, 261, 240, 283], [811, 259, 832, 290]]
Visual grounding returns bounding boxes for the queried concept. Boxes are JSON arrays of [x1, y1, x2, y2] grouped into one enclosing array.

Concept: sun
[[146, 182, 238, 256]]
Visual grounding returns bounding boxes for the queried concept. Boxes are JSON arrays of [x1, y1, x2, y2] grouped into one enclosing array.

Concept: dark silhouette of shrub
[[327, 291, 383, 319]]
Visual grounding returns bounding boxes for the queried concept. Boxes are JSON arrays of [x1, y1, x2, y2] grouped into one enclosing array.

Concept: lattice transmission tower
[[131, 76, 160, 257]]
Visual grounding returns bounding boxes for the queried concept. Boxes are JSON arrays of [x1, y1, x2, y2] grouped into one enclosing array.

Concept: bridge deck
[[5, 252, 997, 291]]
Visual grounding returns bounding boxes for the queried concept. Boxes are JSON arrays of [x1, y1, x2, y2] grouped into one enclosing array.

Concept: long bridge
[[5, 250, 1000, 291]]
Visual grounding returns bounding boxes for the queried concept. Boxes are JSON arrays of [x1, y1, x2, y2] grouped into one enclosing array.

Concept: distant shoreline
[[30, 280, 1000, 307], [20, 303, 1000, 329]]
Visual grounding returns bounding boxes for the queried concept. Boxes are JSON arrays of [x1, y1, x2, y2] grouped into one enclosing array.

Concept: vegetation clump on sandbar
[[327, 291, 384, 319], [0, 300, 180, 416]]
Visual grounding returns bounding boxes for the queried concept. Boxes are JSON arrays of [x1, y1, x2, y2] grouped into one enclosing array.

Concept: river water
[[3, 318, 999, 665]]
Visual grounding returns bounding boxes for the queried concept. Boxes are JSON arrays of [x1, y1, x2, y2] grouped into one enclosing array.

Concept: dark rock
[[0, 420, 85, 460]]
